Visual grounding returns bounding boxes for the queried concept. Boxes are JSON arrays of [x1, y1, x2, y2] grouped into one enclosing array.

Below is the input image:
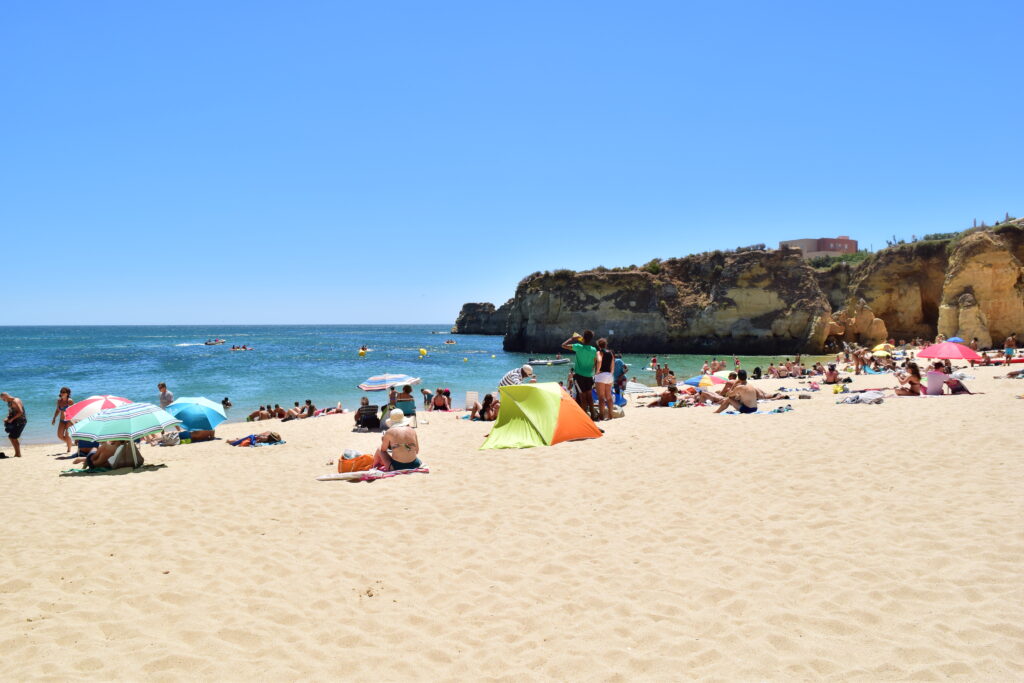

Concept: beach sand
[[1, 367, 1022, 680]]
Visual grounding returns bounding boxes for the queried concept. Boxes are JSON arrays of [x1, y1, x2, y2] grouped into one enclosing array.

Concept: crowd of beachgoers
[[2, 329, 1019, 471]]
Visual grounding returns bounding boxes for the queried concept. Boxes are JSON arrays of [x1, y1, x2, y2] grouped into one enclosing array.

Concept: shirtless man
[[1, 392, 27, 458], [714, 370, 759, 414], [373, 409, 422, 470], [646, 385, 678, 407], [1004, 333, 1017, 366]]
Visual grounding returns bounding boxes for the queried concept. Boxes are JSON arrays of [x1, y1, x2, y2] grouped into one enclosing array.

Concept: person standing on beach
[[51, 387, 74, 453], [562, 330, 598, 418], [1004, 333, 1017, 365], [157, 382, 174, 408], [1, 392, 27, 458]]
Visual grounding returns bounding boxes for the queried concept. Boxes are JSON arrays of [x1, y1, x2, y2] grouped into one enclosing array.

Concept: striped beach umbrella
[[358, 374, 421, 391], [69, 402, 181, 442], [166, 397, 226, 431], [64, 395, 133, 423]]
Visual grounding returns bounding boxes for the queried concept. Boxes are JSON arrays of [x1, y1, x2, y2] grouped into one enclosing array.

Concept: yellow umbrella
[[873, 350, 891, 357], [872, 343, 893, 351]]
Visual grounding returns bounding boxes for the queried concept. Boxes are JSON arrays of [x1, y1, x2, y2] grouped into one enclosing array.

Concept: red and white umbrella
[[64, 395, 133, 423]]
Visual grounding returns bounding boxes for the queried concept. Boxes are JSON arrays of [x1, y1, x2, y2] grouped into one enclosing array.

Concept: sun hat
[[387, 409, 406, 427]]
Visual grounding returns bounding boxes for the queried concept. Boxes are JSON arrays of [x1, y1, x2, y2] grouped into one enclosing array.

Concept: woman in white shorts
[[594, 338, 616, 420]]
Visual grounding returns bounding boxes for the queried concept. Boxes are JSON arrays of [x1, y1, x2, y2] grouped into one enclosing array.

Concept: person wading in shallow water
[[1, 392, 27, 458]]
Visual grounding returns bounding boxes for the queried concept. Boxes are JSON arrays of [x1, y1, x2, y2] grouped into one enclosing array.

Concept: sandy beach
[[1, 367, 1022, 680]]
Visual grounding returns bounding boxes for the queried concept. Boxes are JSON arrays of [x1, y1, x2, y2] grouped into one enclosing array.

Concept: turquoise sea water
[[0, 326, 804, 444]]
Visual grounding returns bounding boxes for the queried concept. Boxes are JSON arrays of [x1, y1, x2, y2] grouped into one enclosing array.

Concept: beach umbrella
[[684, 374, 725, 387], [64, 395, 133, 423], [69, 403, 181, 468], [358, 374, 421, 391], [713, 370, 733, 379], [872, 343, 894, 352], [872, 350, 891, 357], [916, 341, 981, 361], [946, 336, 965, 343], [166, 397, 227, 431], [69, 402, 181, 442]]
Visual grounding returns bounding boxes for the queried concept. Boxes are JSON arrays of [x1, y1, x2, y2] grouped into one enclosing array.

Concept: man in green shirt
[[561, 330, 598, 419]]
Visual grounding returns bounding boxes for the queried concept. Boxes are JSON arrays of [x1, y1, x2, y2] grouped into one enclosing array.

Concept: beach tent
[[480, 382, 603, 450]]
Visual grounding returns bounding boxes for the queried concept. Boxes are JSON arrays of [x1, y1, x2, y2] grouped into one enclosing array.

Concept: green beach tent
[[480, 382, 603, 449]]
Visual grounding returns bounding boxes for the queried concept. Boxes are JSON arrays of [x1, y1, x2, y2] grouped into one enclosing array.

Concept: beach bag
[[338, 453, 374, 473], [158, 431, 180, 446]]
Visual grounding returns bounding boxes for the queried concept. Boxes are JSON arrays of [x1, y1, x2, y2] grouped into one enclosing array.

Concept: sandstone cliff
[[503, 248, 832, 354], [455, 221, 1023, 353], [937, 226, 1024, 346], [453, 300, 512, 335]]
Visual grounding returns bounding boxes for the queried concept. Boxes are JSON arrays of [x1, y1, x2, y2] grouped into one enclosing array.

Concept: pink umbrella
[[916, 342, 981, 361], [64, 395, 133, 423]]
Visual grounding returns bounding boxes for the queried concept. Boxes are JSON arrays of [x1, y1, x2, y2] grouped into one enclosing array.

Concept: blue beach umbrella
[[947, 336, 965, 343], [358, 374, 421, 391], [166, 397, 227, 431]]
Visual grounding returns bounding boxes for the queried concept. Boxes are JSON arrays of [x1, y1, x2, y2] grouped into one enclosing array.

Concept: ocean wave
[[175, 343, 205, 347]]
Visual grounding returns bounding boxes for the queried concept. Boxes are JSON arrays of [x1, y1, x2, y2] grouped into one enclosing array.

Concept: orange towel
[[338, 454, 374, 473]]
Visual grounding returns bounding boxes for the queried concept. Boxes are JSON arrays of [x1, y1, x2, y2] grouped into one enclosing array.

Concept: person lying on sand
[[646, 385, 678, 407], [72, 440, 143, 469], [229, 432, 282, 447], [372, 410, 422, 471], [714, 370, 759, 414]]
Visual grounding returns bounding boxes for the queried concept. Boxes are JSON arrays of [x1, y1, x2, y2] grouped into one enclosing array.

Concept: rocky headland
[[454, 220, 1024, 354]]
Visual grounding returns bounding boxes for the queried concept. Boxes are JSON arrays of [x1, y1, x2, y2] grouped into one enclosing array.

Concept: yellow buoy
[[491, 355, 495, 358], [463, 357, 468, 362], [358, 350, 366, 357], [418, 348, 427, 356]]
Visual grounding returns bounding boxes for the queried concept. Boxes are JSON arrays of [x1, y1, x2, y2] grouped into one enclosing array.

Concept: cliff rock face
[[937, 229, 1024, 345], [456, 222, 1023, 353], [453, 300, 512, 335], [503, 249, 832, 353], [844, 242, 949, 341]]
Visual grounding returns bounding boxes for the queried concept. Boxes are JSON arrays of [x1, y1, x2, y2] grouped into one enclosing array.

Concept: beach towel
[[723, 405, 793, 415], [317, 465, 429, 482], [252, 440, 286, 447], [863, 366, 890, 375], [837, 391, 885, 404], [60, 464, 168, 476]]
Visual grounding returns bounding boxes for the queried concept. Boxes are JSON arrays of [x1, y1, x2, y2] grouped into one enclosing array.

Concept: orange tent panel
[[550, 393, 604, 445]]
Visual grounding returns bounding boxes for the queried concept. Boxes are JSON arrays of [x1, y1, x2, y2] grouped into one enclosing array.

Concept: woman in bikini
[[430, 389, 450, 411], [894, 362, 923, 396], [373, 410, 422, 470], [51, 387, 74, 452]]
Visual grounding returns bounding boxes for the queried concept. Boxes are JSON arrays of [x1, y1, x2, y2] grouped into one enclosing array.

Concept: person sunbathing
[[72, 440, 143, 469], [646, 385, 678, 407], [429, 390, 451, 411], [714, 370, 759, 413], [469, 393, 500, 421], [823, 364, 840, 383], [372, 410, 422, 471], [354, 397, 381, 430], [894, 362, 923, 396], [229, 431, 282, 447], [248, 406, 271, 421]]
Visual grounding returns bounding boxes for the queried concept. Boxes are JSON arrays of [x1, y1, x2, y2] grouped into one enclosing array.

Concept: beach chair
[[464, 391, 478, 414], [394, 399, 419, 427]]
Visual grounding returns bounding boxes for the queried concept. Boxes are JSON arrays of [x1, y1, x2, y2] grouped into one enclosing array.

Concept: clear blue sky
[[2, 1, 1021, 325]]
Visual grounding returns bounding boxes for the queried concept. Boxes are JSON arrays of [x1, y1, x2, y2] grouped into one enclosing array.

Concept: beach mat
[[317, 465, 429, 482]]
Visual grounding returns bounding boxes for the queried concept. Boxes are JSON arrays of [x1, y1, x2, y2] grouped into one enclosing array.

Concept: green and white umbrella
[[69, 402, 181, 468]]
